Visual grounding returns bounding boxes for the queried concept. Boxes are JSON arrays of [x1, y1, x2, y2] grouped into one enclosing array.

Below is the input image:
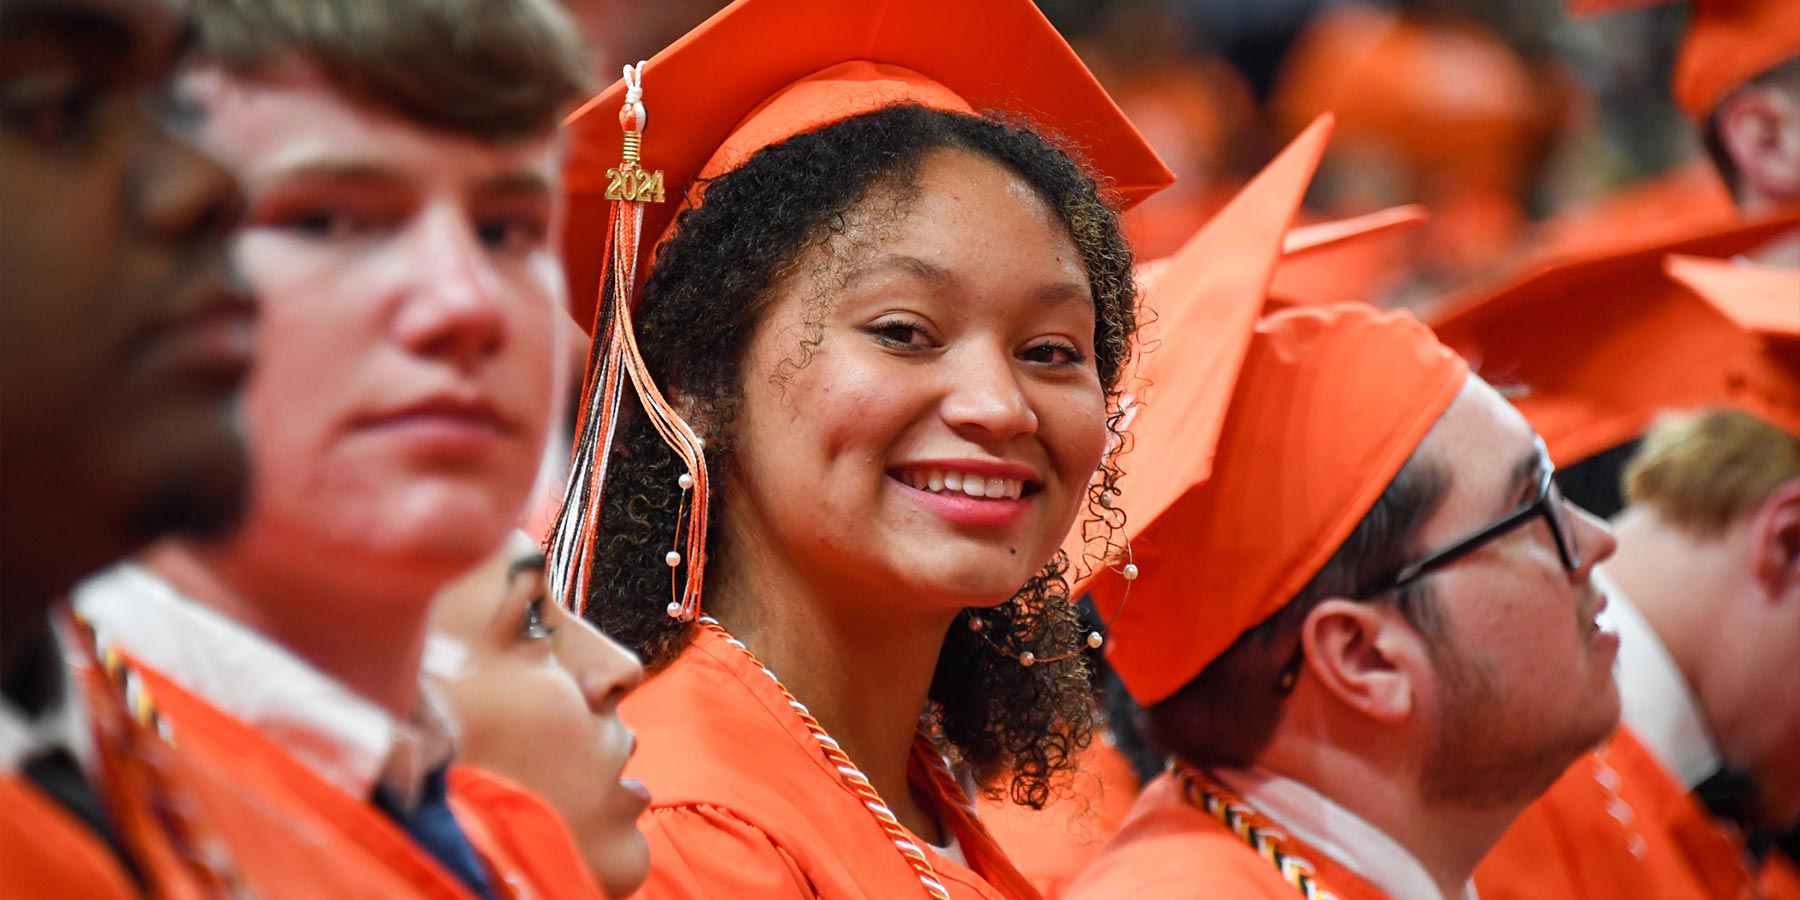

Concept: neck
[[144, 540, 437, 719], [707, 544, 960, 844], [1607, 509, 1773, 785], [1259, 728, 1509, 899], [1607, 510, 1732, 740], [1739, 206, 1800, 268]]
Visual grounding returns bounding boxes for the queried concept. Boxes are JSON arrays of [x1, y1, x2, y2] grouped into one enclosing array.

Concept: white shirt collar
[[1213, 767, 1478, 900], [1603, 585, 1721, 789], [72, 563, 455, 809]]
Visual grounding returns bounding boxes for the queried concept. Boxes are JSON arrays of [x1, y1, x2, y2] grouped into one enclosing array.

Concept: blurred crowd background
[[559, 0, 1729, 315]]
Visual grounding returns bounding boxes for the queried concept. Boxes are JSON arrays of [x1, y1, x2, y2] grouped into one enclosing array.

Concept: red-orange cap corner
[[1264, 204, 1428, 312], [1664, 254, 1800, 435], [1431, 211, 1800, 465], [1561, 0, 1800, 117], [1674, 0, 1800, 117], [1083, 117, 1470, 707], [560, 0, 1175, 333]]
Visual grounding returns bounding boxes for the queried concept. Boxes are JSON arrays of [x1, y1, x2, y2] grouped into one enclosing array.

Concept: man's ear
[[1751, 480, 1800, 602], [1302, 598, 1428, 724]]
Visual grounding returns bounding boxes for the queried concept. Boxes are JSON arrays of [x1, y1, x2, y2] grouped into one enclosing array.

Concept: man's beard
[[1418, 644, 1616, 810]]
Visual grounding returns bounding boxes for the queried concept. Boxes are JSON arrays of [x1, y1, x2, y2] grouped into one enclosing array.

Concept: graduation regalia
[[3, 617, 598, 900], [121, 659, 600, 900], [1476, 726, 1757, 900], [1430, 214, 1800, 469], [1565, 0, 1800, 119], [553, 0, 1170, 897], [1068, 770, 1397, 900], [622, 624, 1038, 900], [1436, 221, 1800, 900], [1058, 113, 1475, 899], [974, 736, 1142, 900], [976, 201, 1432, 900]]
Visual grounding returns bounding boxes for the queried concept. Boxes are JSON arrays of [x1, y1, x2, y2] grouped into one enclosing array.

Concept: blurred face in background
[[177, 60, 563, 590], [427, 532, 650, 898], [0, 0, 252, 619]]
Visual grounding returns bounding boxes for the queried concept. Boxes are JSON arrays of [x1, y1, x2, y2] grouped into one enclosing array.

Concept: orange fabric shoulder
[[0, 773, 142, 900], [1763, 853, 1800, 900], [636, 803, 816, 899], [129, 658, 598, 900], [1066, 772, 1389, 900], [1477, 726, 1758, 900], [449, 766, 604, 900], [621, 627, 1035, 900], [978, 738, 1141, 899]]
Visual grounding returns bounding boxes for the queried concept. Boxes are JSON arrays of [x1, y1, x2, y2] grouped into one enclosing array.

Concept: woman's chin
[[589, 827, 652, 900]]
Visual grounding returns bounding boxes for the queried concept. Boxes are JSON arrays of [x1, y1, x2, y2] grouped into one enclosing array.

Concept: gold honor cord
[[1176, 765, 1341, 900], [701, 617, 957, 900]]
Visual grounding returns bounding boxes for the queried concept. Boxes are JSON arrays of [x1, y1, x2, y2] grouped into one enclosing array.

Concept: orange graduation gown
[[1476, 726, 1759, 900], [0, 772, 171, 900], [1065, 770, 1393, 900], [16, 652, 601, 900], [135, 657, 600, 900], [977, 737, 1141, 899], [619, 624, 1041, 900], [1763, 854, 1800, 900]]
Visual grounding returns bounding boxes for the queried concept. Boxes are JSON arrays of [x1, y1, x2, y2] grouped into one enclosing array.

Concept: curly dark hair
[[582, 103, 1139, 809]]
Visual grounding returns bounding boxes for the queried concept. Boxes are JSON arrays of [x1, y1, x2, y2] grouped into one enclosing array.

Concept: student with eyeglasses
[[1064, 164, 1621, 898]]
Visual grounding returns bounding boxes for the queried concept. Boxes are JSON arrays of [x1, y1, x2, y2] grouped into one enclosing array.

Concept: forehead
[[430, 531, 541, 631], [179, 61, 558, 190], [828, 149, 1083, 279], [1414, 376, 1542, 530]]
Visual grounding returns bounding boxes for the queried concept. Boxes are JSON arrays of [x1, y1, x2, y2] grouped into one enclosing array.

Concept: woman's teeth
[[900, 469, 1025, 500]]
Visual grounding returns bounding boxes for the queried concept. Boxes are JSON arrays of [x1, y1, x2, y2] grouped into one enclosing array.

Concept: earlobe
[[1752, 481, 1800, 601], [1303, 599, 1418, 724]]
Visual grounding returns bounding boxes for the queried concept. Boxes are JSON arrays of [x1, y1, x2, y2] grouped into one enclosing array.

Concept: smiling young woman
[[550, 1, 1171, 897]]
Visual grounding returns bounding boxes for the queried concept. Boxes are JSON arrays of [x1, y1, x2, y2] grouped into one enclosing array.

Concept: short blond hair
[[1624, 409, 1800, 536]]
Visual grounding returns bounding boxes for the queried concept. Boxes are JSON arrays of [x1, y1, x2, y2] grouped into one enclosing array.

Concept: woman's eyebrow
[[506, 552, 546, 582]]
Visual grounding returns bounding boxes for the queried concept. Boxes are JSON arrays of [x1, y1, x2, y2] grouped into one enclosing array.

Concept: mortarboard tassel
[[548, 63, 710, 622]]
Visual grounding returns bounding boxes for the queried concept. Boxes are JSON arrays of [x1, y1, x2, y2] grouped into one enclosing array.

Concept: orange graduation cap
[[561, 0, 1175, 331], [1266, 204, 1429, 311], [1430, 212, 1800, 469], [1565, 0, 1800, 118], [549, 0, 1173, 619], [1124, 203, 1428, 317], [1281, 205, 1430, 260], [1085, 116, 1469, 706], [1666, 253, 1800, 349]]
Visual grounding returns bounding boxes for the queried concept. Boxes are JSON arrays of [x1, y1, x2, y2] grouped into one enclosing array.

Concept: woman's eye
[[520, 595, 557, 641], [867, 320, 933, 349], [1020, 340, 1087, 366]]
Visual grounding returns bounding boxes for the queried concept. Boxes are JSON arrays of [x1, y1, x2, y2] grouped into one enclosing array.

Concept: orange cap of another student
[[1271, 3, 1549, 196], [1430, 213, 1800, 467], [1086, 117, 1469, 707], [1565, 0, 1800, 118], [560, 0, 1175, 332]]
